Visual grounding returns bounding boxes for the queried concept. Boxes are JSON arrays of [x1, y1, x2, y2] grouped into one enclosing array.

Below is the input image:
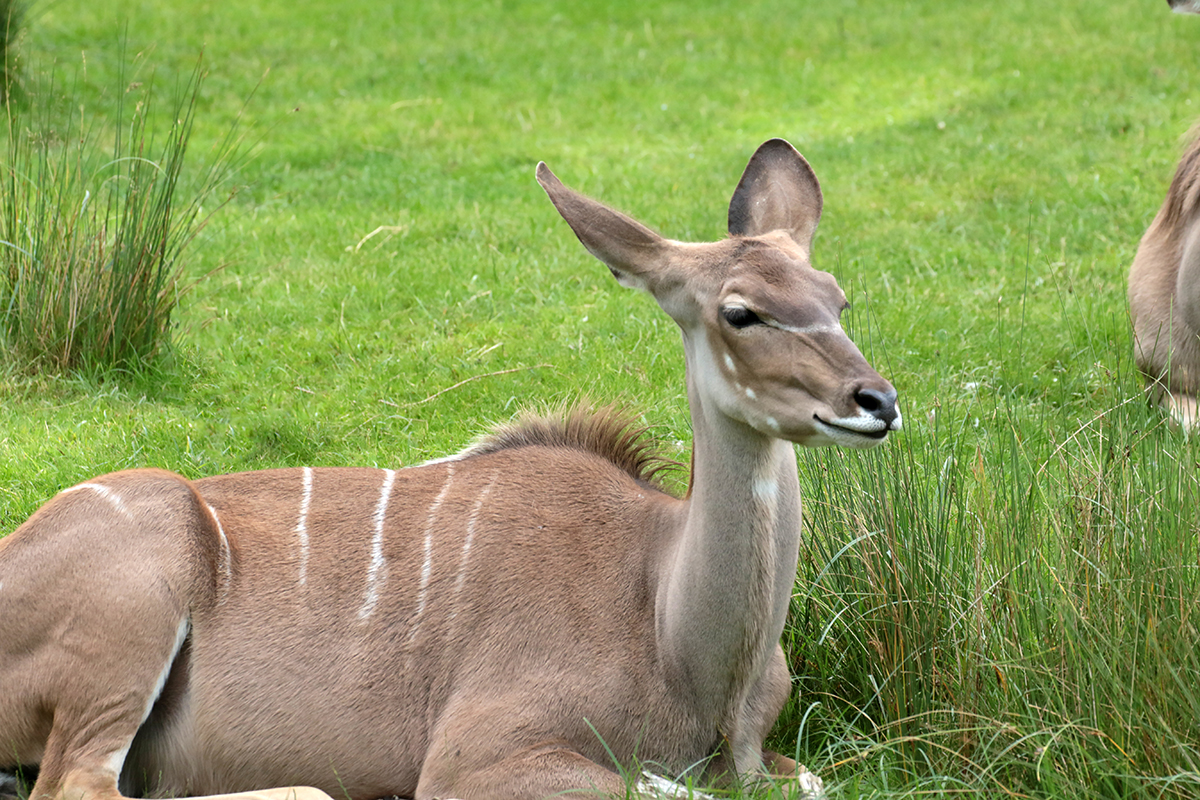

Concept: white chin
[[811, 416, 891, 449]]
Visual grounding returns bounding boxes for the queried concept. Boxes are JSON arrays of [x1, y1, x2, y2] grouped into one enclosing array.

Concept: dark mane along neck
[[465, 403, 682, 493], [1159, 128, 1200, 230]]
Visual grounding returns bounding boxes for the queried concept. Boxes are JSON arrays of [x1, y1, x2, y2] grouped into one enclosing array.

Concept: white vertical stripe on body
[[450, 472, 496, 618], [407, 464, 456, 639], [60, 482, 132, 518], [295, 467, 313, 585], [358, 469, 397, 620], [206, 503, 232, 604]]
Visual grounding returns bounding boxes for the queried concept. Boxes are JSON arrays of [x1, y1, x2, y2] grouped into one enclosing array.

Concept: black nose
[[854, 386, 899, 427]]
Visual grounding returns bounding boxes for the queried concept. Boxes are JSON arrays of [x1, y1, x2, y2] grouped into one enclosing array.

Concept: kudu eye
[[721, 306, 763, 329]]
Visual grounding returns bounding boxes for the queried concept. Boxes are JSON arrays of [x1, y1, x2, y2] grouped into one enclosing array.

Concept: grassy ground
[[2, 0, 1199, 797]]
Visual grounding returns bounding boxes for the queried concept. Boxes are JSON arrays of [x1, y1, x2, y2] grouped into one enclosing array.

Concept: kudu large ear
[[727, 138, 824, 250], [537, 162, 670, 293]]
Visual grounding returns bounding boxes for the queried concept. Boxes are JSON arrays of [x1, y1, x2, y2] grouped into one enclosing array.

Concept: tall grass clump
[[781, 387, 1200, 797], [0, 56, 242, 374], [0, 0, 21, 105]]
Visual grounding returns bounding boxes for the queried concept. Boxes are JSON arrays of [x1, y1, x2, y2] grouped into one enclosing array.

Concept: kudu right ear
[[727, 139, 824, 251], [536, 162, 670, 293]]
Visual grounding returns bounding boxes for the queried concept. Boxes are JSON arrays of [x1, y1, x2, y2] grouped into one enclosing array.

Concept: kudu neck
[[656, 338, 803, 729]]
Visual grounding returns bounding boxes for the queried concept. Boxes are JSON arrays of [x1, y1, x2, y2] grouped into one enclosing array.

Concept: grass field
[[2, 0, 1199, 797]]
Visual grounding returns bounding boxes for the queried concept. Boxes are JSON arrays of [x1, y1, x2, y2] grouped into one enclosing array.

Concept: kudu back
[[0, 139, 900, 800]]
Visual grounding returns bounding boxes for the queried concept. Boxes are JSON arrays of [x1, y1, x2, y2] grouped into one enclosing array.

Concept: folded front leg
[[417, 741, 628, 800]]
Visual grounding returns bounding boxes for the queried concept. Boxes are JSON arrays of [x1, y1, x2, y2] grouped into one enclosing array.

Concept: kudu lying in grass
[[0, 139, 900, 800], [1130, 1, 1200, 425]]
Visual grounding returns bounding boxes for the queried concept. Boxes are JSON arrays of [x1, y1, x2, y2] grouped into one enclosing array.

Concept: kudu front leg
[[417, 742, 628, 800], [1163, 391, 1200, 430]]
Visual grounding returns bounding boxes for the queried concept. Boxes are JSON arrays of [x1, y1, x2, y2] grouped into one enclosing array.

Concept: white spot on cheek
[[724, 353, 735, 373], [744, 387, 757, 400], [359, 469, 397, 620], [765, 416, 780, 432]]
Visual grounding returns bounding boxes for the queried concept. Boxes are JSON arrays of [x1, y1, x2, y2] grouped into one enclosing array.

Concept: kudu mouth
[[811, 385, 902, 446], [816, 415, 891, 439]]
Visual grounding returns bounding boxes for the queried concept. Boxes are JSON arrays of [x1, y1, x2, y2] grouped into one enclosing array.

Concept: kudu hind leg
[[0, 473, 211, 800], [27, 612, 190, 800]]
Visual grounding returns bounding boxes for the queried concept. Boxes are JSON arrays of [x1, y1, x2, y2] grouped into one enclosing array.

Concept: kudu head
[[537, 138, 901, 449]]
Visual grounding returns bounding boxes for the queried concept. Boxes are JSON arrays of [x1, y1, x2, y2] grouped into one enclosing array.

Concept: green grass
[[2, 0, 1199, 797], [0, 0, 22, 105]]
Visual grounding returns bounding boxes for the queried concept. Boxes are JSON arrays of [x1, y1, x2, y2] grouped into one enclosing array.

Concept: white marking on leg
[[636, 772, 716, 799], [407, 464, 456, 638], [102, 617, 189, 785], [796, 769, 826, 799], [295, 467, 313, 585], [359, 469, 397, 620], [206, 504, 232, 604], [140, 618, 190, 725], [60, 482, 132, 518], [450, 472, 497, 617], [103, 745, 131, 784]]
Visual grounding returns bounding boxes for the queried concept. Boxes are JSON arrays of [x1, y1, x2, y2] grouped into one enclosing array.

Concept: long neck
[[656, 337, 803, 729], [1175, 213, 1200, 335]]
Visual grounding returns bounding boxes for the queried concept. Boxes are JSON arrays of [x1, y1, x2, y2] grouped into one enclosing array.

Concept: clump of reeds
[[0, 55, 242, 373], [780, 390, 1200, 798], [0, 0, 22, 105]]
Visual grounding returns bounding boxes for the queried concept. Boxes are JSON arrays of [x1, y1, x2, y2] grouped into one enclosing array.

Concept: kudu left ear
[[536, 161, 670, 293], [727, 138, 824, 251]]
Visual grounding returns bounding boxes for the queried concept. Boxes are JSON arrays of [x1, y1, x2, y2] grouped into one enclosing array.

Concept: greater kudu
[[1129, 2, 1200, 424], [0, 139, 900, 800]]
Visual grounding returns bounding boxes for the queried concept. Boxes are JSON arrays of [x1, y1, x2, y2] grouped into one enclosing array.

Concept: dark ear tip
[[757, 137, 797, 153], [753, 138, 813, 171], [536, 161, 557, 190]]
